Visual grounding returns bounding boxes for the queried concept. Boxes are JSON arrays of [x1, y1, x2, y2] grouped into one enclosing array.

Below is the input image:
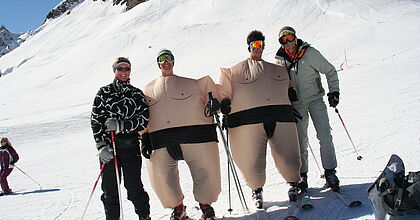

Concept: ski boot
[[300, 172, 308, 191], [139, 215, 151, 220], [199, 203, 216, 220], [170, 203, 187, 220], [0, 190, 12, 196], [325, 169, 340, 192], [288, 183, 299, 202], [252, 187, 263, 209]]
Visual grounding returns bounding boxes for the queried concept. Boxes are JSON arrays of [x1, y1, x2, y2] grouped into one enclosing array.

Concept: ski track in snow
[[53, 189, 75, 220]]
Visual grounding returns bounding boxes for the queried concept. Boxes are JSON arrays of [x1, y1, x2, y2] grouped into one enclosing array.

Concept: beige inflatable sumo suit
[[217, 59, 301, 190], [143, 75, 221, 208]]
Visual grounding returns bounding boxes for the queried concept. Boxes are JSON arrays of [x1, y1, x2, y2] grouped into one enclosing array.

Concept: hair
[[246, 30, 265, 51], [112, 57, 131, 72], [1, 137, 12, 146], [246, 30, 265, 45], [279, 26, 296, 38]]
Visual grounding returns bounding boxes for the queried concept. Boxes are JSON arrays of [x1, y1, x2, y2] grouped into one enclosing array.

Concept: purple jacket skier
[[0, 137, 19, 195]]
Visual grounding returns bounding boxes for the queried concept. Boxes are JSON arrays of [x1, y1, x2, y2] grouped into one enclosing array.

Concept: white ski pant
[[294, 97, 337, 173], [146, 142, 221, 208], [228, 122, 301, 190]]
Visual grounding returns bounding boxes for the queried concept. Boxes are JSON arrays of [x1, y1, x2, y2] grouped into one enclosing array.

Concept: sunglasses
[[249, 40, 264, 50], [279, 34, 296, 45], [157, 54, 174, 64], [116, 67, 131, 71]]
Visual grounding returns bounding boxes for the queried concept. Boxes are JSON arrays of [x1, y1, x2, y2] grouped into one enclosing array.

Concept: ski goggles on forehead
[[157, 53, 174, 64], [279, 34, 296, 45], [249, 40, 264, 49]]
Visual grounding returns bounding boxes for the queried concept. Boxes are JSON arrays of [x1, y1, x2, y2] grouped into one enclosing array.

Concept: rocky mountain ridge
[[0, 25, 28, 61]]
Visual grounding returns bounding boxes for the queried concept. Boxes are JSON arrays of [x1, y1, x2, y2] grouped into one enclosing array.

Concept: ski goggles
[[249, 40, 264, 50], [115, 67, 131, 71], [279, 34, 296, 45], [157, 53, 174, 64]]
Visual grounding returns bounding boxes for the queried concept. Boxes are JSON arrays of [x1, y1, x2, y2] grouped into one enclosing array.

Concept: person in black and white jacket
[[90, 57, 151, 220]]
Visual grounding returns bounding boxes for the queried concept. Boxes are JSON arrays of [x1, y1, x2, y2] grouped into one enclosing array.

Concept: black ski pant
[[100, 146, 150, 220]]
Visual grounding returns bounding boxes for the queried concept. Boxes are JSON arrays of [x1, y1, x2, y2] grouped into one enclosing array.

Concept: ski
[[284, 199, 300, 220], [256, 209, 271, 220], [0, 191, 14, 196], [299, 191, 313, 210], [332, 190, 362, 207]]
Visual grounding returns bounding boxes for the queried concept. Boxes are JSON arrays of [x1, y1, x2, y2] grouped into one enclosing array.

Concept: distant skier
[[141, 49, 221, 220], [217, 30, 302, 208], [274, 26, 341, 191], [90, 57, 151, 220], [0, 137, 19, 196]]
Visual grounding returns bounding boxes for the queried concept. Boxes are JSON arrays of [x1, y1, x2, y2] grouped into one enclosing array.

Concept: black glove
[[327, 91, 340, 108], [220, 98, 231, 115], [10, 161, 15, 166], [288, 87, 298, 102], [105, 118, 124, 133], [141, 133, 152, 159], [293, 107, 303, 122], [208, 98, 220, 115]]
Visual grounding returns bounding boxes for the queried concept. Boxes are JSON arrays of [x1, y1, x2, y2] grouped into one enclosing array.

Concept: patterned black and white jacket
[[91, 79, 149, 150]]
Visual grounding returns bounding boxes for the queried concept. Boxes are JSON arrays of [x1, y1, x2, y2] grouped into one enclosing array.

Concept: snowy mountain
[[0, 0, 419, 219], [0, 25, 29, 61]]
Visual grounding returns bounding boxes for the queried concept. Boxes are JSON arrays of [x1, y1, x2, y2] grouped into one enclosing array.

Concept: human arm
[[104, 89, 149, 134], [307, 47, 339, 94], [120, 90, 149, 132], [8, 146, 19, 165], [91, 88, 109, 149], [140, 133, 152, 159]]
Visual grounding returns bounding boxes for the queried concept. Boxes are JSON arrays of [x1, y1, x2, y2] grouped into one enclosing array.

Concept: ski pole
[[81, 163, 106, 220], [110, 131, 124, 220], [225, 116, 233, 213], [227, 156, 232, 213], [216, 116, 249, 213], [207, 92, 249, 213], [334, 108, 363, 160], [14, 165, 42, 190], [307, 141, 324, 178]]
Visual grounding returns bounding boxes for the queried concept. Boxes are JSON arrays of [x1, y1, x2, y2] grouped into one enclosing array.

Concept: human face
[[282, 35, 297, 53], [159, 60, 174, 76], [114, 63, 131, 82], [249, 41, 264, 60], [1, 140, 6, 146]]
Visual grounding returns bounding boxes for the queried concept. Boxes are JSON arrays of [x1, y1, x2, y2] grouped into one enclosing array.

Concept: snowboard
[[368, 154, 405, 220]]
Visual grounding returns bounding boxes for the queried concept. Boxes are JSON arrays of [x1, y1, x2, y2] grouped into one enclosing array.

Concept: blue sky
[[0, 0, 62, 33]]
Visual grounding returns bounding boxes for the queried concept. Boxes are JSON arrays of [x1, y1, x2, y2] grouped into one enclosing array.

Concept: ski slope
[[0, 0, 419, 219]]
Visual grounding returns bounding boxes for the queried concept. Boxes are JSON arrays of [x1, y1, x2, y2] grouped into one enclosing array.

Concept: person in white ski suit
[[141, 49, 221, 220], [217, 30, 302, 207], [274, 26, 341, 190]]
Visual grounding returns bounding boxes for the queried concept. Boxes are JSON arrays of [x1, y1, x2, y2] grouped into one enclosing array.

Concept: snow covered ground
[[0, 0, 419, 219]]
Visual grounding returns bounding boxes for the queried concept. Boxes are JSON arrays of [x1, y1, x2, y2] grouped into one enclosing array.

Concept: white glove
[[98, 146, 114, 163], [105, 118, 123, 134]]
